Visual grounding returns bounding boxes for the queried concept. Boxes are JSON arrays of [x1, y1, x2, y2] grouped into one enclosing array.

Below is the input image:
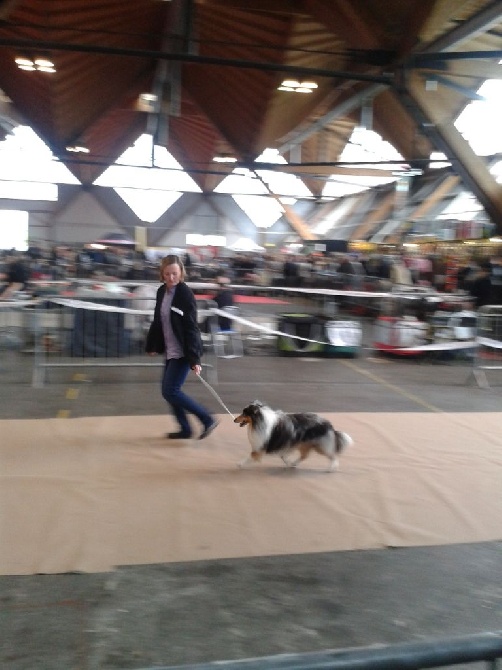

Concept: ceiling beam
[[306, 0, 383, 50], [277, 165, 397, 178], [277, 83, 388, 154], [419, 0, 502, 53], [397, 0, 437, 57], [412, 50, 502, 67], [423, 74, 486, 101], [408, 174, 460, 221], [281, 201, 317, 240], [404, 71, 502, 233], [419, 61, 502, 80], [351, 191, 395, 240], [196, 0, 307, 13], [0, 36, 393, 85]]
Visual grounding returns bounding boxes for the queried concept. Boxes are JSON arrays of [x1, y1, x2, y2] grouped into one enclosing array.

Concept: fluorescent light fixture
[[278, 79, 318, 93], [66, 145, 90, 153], [213, 155, 237, 163], [34, 58, 54, 68], [15, 56, 56, 73], [139, 93, 158, 102]]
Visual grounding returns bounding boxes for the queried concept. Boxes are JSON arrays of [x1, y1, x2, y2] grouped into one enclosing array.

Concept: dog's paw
[[327, 459, 339, 473]]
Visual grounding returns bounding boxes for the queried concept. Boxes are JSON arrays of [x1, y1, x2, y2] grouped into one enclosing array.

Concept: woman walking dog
[[146, 254, 219, 440]]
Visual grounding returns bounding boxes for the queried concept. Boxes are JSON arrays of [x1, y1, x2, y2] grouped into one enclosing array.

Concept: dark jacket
[[215, 287, 234, 330], [145, 282, 203, 367]]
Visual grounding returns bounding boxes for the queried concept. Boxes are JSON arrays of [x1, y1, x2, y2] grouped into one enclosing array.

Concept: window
[[0, 210, 28, 250]]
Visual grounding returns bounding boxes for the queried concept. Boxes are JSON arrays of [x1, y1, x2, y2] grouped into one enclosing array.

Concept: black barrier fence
[[138, 631, 502, 670], [2, 286, 501, 387], [27, 297, 219, 387]]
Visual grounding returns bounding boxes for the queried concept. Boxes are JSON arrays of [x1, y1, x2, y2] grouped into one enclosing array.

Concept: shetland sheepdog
[[234, 400, 352, 472]]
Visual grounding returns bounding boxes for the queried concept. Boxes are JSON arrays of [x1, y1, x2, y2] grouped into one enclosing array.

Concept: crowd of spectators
[[1, 243, 502, 307]]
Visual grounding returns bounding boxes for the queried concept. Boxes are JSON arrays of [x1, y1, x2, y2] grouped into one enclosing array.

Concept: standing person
[[145, 254, 219, 440], [489, 255, 502, 304], [467, 260, 492, 309], [213, 274, 235, 331]]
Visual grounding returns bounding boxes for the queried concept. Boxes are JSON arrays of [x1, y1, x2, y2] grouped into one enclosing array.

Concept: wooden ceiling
[[0, 0, 501, 223]]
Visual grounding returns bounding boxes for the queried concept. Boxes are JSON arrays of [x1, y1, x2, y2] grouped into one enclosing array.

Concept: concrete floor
[[1, 301, 502, 669]]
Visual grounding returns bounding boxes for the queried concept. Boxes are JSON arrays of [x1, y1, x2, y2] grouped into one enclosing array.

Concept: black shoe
[[199, 420, 219, 440], [166, 431, 192, 439]]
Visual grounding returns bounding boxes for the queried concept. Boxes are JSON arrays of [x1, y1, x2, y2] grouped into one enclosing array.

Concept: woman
[[146, 254, 218, 439]]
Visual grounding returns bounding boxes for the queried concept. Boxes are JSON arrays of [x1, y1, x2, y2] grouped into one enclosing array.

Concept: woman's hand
[[191, 364, 202, 375]]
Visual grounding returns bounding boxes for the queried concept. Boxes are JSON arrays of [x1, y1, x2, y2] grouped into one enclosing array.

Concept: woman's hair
[[159, 254, 186, 282]]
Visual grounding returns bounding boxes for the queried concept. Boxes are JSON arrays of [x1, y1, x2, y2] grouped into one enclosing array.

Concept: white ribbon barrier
[[477, 336, 502, 350], [211, 307, 477, 352], [7, 295, 496, 354], [48, 297, 152, 315], [393, 340, 477, 353], [211, 307, 329, 346], [0, 299, 35, 308]]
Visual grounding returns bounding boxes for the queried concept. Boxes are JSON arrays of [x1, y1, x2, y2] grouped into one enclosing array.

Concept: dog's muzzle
[[234, 415, 248, 427]]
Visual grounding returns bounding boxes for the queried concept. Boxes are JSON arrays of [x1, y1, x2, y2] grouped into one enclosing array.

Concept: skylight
[[322, 127, 401, 198], [455, 79, 502, 155], [93, 134, 201, 222], [0, 209, 28, 250], [215, 148, 312, 227], [430, 74, 502, 168], [0, 126, 79, 201]]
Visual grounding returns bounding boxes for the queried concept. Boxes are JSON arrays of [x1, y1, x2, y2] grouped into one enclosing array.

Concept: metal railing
[[26, 297, 218, 387], [468, 307, 502, 388]]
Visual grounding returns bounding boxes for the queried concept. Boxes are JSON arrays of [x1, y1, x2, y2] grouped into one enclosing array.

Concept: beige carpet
[[1, 412, 502, 575]]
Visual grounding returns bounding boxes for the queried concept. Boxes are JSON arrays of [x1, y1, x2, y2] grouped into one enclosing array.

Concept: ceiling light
[[278, 79, 318, 93], [140, 93, 158, 102], [15, 55, 56, 73], [66, 145, 90, 153], [213, 154, 237, 163], [15, 57, 33, 67], [282, 80, 300, 88], [137, 92, 158, 113], [34, 58, 54, 68]]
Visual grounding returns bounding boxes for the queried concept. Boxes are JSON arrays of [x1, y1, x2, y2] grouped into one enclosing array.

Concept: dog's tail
[[334, 430, 353, 454]]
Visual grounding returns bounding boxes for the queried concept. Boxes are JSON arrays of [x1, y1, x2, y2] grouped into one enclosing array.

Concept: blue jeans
[[161, 358, 213, 435]]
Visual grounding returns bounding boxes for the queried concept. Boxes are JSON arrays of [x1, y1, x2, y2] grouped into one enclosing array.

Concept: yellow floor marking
[[340, 359, 442, 412], [73, 373, 88, 382], [57, 409, 71, 419], [66, 388, 80, 400]]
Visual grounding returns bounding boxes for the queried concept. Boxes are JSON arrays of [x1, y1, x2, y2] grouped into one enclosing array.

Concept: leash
[[197, 373, 236, 419]]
